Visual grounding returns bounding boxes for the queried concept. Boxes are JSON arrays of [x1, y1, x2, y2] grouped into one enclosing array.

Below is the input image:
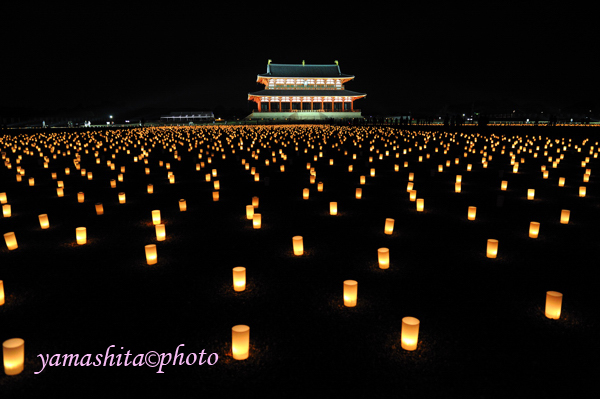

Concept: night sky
[[2, 4, 597, 117]]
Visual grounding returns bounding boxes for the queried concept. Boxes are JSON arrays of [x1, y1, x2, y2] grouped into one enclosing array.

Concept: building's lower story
[[244, 111, 363, 121]]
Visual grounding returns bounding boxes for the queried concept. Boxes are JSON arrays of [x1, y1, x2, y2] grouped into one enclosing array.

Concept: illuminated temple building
[[246, 60, 366, 121]]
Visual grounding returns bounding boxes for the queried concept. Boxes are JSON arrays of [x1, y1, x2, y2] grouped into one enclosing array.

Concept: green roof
[[258, 63, 354, 79]]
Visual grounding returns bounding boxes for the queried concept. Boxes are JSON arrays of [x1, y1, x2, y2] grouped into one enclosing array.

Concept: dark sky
[[2, 4, 597, 116]]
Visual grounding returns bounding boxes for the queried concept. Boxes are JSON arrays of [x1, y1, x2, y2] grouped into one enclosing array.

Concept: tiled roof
[[258, 63, 354, 78]]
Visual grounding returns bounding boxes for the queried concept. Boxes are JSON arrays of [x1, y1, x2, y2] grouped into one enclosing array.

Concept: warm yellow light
[[0, 193, 6, 204], [2, 204, 11, 218], [545, 291, 563, 319], [317, 182, 323, 192], [527, 189, 535, 200], [3, 338, 24, 375], [467, 164, 472, 171], [330, 202, 338, 215], [4, 232, 17, 250], [408, 172, 414, 181], [529, 221, 540, 238], [558, 177, 565, 187], [370, 168, 375, 177], [456, 175, 462, 183], [416, 198, 424, 212], [360, 175, 366, 185], [378, 247, 390, 269], [205, 173, 211, 181], [214, 180, 220, 190], [384, 218, 394, 235], [145, 244, 157, 265], [231, 325, 250, 360], [455, 182, 462, 193], [252, 213, 261, 229], [147, 184, 153, 194], [468, 206, 476, 220], [486, 239, 498, 258], [78, 192, 85, 203], [38, 214, 49, 229], [406, 182, 414, 192], [355, 188, 362, 199], [213, 191, 219, 201], [155, 224, 166, 241], [438, 165, 443, 172], [118, 192, 126, 204], [292, 236, 303, 256], [232, 267, 246, 292], [579, 186, 586, 197], [152, 210, 161, 225], [583, 173, 590, 182], [76, 227, 87, 245], [0, 280, 4, 306], [560, 209, 570, 224], [28, 177, 34, 186], [343, 280, 358, 307], [409, 190, 417, 201], [501, 181, 508, 191], [95, 203, 104, 215], [348, 165, 353, 172], [401, 317, 420, 351], [543, 170, 549, 179]]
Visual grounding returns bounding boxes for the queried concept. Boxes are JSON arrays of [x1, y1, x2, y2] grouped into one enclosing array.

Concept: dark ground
[[1, 125, 598, 398]]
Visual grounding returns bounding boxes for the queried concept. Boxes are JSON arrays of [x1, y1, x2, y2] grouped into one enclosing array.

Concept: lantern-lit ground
[[1, 125, 598, 397]]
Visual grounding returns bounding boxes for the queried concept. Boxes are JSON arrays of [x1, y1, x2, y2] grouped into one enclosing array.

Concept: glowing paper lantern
[[384, 218, 394, 235], [360, 176, 366, 185], [252, 213, 261, 229], [401, 317, 420, 351], [318, 182, 324, 192], [558, 177, 565, 187], [231, 325, 250, 360], [2, 204, 11, 218], [178, 199, 187, 212], [529, 222, 540, 238], [38, 214, 49, 229], [486, 239, 498, 258], [406, 182, 414, 192], [57, 187, 64, 198], [455, 182, 462, 193], [343, 280, 358, 307], [232, 267, 246, 292], [545, 291, 563, 319], [378, 248, 390, 269], [155, 224, 166, 241], [416, 198, 424, 212], [213, 191, 219, 202], [145, 244, 157, 265], [110, 179, 117, 188], [527, 189, 535, 200], [409, 190, 417, 202], [76, 227, 87, 245], [3, 338, 24, 375], [252, 196, 259, 208], [560, 209, 570, 224], [4, 232, 17, 250], [330, 202, 338, 215], [246, 205, 254, 220], [95, 203, 104, 215], [579, 186, 586, 197], [28, 177, 34, 186], [0, 280, 4, 306], [0, 193, 7, 204], [467, 206, 476, 221], [214, 180, 220, 190], [292, 236, 303, 256], [355, 188, 362, 199], [370, 168, 375, 177], [78, 192, 85, 203], [147, 184, 153, 194], [501, 181, 508, 191], [118, 192, 126, 204], [152, 210, 161, 225]]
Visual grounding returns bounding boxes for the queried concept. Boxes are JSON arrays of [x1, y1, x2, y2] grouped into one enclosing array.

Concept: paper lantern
[[292, 236, 303, 256], [3, 338, 24, 375], [231, 325, 250, 360], [110, 179, 116, 188], [406, 182, 414, 192], [152, 210, 161, 225], [2, 204, 10, 218], [78, 192, 85, 203], [318, 182, 324, 192], [560, 209, 570, 224], [214, 180, 220, 190], [155, 224, 166, 241], [147, 184, 153, 194], [252, 213, 261, 229], [38, 214, 49, 229], [384, 218, 394, 235], [416, 198, 424, 212], [76, 227, 87, 245], [527, 189, 535, 200], [118, 192, 126, 204], [378, 248, 390, 269], [408, 172, 414, 181], [543, 170, 549, 179], [360, 176, 366, 185], [145, 244, 157, 265], [245, 205, 254, 220], [303, 188, 309, 200], [545, 291, 563, 319], [558, 177, 565, 187], [0, 193, 7, 204], [205, 173, 211, 182], [330, 202, 338, 215], [401, 317, 420, 351], [355, 188, 362, 199], [343, 280, 358, 307], [28, 177, 34, 186], [467, 164, 472, 171], [57, 187, 64, 197], [529, 222, 540, 238], [583, 173, 590, 183], [501, 181, 508, 191], [486, 239, 498, 258], [118, 174, 124, 182], [455, 182, 462, 193], [146, 168, 150, 175], [456, 175, 462, 183], [95, 203, 104, 215], [467, 206, 476, 221], [232, 267, 246, 292], [4, 232, 17, 250], [0, 280, 4, 306], [179, 199, 187, 211], [252, 196, 259, 208], [348, 165, 353, 172], [579, 186, 586, 197], [409, 190, 417, 202], [213, 191, 219, 202], [370, 168, 375, 177], [438, 165, 443, 172]]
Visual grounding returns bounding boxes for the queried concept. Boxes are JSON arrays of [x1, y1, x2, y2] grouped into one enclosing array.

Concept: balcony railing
[[256, 109, 360, 113]]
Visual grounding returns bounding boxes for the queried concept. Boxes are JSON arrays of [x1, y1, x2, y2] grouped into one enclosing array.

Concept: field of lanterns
[[1, 125, 598, 396]]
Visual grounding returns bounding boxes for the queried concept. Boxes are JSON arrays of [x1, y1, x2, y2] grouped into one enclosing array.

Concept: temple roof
[[248, 89, 366, 98], [258, 63, 354, 79]]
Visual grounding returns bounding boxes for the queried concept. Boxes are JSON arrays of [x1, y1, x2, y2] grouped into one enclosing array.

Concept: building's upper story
[[256, 60, 358, 91]]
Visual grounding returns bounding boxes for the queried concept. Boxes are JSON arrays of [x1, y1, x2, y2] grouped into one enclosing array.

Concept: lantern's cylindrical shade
[[2, 204, 11, 218], [95, 203, 104, 216], [455, 182, 462, 193], [213, 191, 219, 201], [360, 176, 366, 185], [401, 317, 420, 351], [408, 172, 414, 181], [486, 239, 498, 258], [147, 184, 153, 194], [4, 232, 17, 250], [370, 168, 375, 177], [179, 199, 187, 212], [145, 244, 157, 265], [529, 222, 540, 238], [245, 205, 254, 220], [3, 338, 24, 375], [57, 187, 64, 197], [527, 189, 535, 200], [583, 173, 590, 182], [560, 209, 570, 224], [152, 210, 161, 225], [330, 202, 338, 215], [467, 206, 476, 221], [252, 213, 261, 229], [501, 181, 508, 191], [118, 192, 126, 204], [0, 193, 6, 204], [406, 182, 414, 192], [416, 198, 424, 212], [579, 186, 586, 197], [558, 177, 565, 187], [456, 175, 462, 183], [0, 280, 4, 306], [318, 182, 324, 192], [214, 180, 220, 190], [384, 218, 394, 235], [28, 177, 34, 186], [545, 291, 563, 319], [76, 227, 87, 245], [232, 325, 250, 360], [78, 192, 85, 203], [355, 188, 362, 199], [39, 214, 49, 229], [343, 280, 358, 307], [303, 188, 309, 200], [155, 224, 166, 241], [409, 190, 417, 201], [233, 267, 246, 292], [110, 179, 116, 188], [292, 236, 303, 256], [378, 248, 390, 269]]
